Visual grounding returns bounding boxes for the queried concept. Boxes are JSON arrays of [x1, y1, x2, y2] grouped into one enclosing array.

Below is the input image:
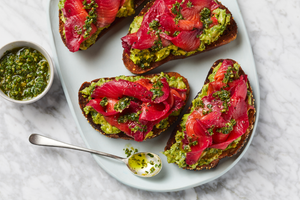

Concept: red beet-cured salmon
[[62, 0, 98, 52], [122, 0, 238, 74], [59, 0, 146, 52], [164, 59, 256, 170], [78, 72, 190, 142]]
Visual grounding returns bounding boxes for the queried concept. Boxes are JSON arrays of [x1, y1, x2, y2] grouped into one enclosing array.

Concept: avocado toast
[[59, 0, 146, 52], [163, 59, 256, 170], [122, 0, 238, 74], [78, 72, 190, 141]]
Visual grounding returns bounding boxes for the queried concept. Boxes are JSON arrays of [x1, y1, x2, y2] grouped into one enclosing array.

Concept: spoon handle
[[29, 134, 125, 161]]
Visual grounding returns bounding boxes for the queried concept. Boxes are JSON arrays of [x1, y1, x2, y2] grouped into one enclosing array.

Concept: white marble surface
[[0, 0, 299, 199]]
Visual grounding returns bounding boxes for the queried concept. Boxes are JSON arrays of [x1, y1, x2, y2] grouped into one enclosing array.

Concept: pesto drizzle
[[171, 2, 183, 24], [150, 79, 164, 100], [81, 0, 98, 38]]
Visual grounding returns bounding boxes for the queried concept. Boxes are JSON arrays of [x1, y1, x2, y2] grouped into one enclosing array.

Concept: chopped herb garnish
[[187, 1, 193, 8], [151, 40, 163, 51], [114, 97, 133, 112], [81, 0, 98, 38], [223, 66, 238, 84], [216, 119, 236, 134], [173, 31, 180, 36], [100, 97, 108, 107], [171, 2, 181, 15], [213, 89, 231, 101], [150, 167, 155, 173], [131, 124, 147, 132], [147, 153, 154, 158], [212, 89, 231, 113], [150, 80, 164, 100], [202, 108, 212, 115], [200, 7, 212, 28], [171, 2, 183, 24], [189, 140, 198, 146], [207, 128, 214, 136], [118, 111, 140, 123], [149, 20, 160, 30], [194, 99, 204, 108], [164, 31, 170, 35], [123, 147, 139, 158]]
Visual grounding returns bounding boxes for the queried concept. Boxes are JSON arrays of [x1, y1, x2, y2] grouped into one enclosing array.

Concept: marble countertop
[[1, 0, 299, 199]]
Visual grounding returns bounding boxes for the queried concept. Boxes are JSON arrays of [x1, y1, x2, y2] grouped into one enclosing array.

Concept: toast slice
[[59, 0, 146, 52], [164, 59, 256, 170], [78, 72, 190, 141], [122, 0, 238, 74]]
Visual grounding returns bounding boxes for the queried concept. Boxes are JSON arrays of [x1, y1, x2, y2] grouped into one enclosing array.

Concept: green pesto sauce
[[81, 72, 186, 135], [114, 97, 132, 112], [118, 111, 140, 123], [163, 61, 250, 169], [0, 47, 50, 101], [128, 153, 148, 171], [128, 153, 161, 175], [150, 79, 164, 100], [129, 8, 231, 69], [81, 0, 98, 39]]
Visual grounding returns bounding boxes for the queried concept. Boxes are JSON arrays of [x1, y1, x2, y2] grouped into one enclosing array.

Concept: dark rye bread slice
[[123, 0, 238, 74], [78, 72, 190, 140], [59, 0, 146, 50], [164, 59, 256, 170]]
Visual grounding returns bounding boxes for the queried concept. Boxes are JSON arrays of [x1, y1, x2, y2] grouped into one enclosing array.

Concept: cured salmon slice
[[91, 79, 153, 102], [95, 0, 120, 27]]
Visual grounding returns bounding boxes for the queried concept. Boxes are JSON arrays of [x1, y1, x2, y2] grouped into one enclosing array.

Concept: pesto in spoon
[[29, 134, 162, 178]]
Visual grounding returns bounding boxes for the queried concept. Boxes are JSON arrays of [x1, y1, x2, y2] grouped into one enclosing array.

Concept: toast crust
[[59, 0, 146, 51], [123, 1, 238, 74], [78, 72, 190, 141], [164, 59, 256, 170]]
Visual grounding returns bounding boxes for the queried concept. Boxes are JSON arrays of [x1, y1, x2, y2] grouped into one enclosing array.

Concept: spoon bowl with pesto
[[29, 134, 162, 178]]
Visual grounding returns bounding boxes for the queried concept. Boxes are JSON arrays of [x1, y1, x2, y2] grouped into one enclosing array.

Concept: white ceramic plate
[[47, 0, 260, 192]]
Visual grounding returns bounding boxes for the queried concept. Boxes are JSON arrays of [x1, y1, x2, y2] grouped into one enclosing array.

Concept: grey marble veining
[[1, 0, 300, 199]]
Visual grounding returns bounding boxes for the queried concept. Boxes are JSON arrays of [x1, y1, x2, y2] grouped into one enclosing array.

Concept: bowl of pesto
[[0, 41, 54, 103]]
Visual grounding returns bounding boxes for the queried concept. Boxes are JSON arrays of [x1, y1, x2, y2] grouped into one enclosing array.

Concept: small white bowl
[[0, 41, 54, 104]]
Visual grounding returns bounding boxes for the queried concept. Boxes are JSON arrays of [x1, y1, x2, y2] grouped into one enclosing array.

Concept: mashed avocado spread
[[59, 0, 135, 50], [129, 8, 231, 69], [81, 72, 187, 134], [163, 62, 247, 169]]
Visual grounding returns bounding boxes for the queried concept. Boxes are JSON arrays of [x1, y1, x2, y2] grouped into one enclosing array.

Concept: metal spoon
[[29, 134, 162, 178]]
